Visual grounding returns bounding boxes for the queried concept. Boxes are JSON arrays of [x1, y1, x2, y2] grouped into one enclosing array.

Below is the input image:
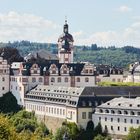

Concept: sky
[[0, 0, 140, 47]]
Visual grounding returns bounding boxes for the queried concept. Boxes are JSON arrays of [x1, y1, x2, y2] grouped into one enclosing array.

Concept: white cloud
[[117, 5, 132, 13], [0, 11, 60, 43], [0, 11, 140, 48], [74, 22, 140, 47]]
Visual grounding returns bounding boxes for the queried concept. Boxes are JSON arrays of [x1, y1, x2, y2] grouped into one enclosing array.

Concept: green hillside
[[0, 41, 140, 68]]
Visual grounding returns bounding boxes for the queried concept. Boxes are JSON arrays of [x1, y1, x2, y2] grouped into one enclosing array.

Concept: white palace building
[[93, 97, 140, 136], [0, 20, 137, 133]]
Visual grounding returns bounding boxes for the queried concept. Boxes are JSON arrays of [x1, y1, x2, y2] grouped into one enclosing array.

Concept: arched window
[[85, 77, 89, 82], [130, 111, 135, 115], [137, 112, 140, 116], [51, 77, 55, 82], [99, 109, 103, 113], [118, 110, 122, 114], [111, 110, 115, 114], [124, 110, 128, 115], [77, 77, 80, 82], [105, 109, 109, 113], [89, 69, 93, 73]]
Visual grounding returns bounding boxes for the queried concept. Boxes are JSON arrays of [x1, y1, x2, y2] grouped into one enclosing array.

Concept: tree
[[54, 122, 80, 140], [93, 134, 104, 140], [86, 120, 94, 131], [91, 44, 98, 51], [125, 127, 140, 140], [94, 122, 102, 136], [0, 92, 21, 114]]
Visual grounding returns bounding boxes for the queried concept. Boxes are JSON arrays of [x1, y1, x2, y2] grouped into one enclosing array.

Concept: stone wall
[[36, 115, 65, 133]]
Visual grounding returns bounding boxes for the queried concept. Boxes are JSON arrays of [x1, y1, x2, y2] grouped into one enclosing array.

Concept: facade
[[95, 64, 124, 83], [0, 57, 10, 97], [93, 97, 140, 136], [58, 19, 74, 63], [124, 62, 140, 83], [25, 85, 140, 131]]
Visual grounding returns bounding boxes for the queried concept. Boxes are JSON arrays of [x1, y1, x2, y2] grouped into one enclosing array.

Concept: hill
[[0, 41, 140, 68]]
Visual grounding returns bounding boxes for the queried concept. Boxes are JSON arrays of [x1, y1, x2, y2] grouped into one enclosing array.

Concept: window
[[105, 117, 107, 121], [111, 118, 113, 122], [118, 110, 122, 114], [85, 77, 89, 82], [137, 112, 140, 116], [52, 70, 56, 74], [130, 119, 133, 124], [124, 111, 128, 115], [2, 77, 5, 81], [2, 87, 5, 90], [57, 77, 61, 82], [118, 126, 120, 131], [63, 70, 67, 74], [137, 120, 139, 124], [124, 119, 127, 123], [124, 127, 127, 131], [51, 77, 55, 82], [99, 117, 101, 121], [39, 77, 43, 82], [32, 77, 36, 83], [105, 109, 109, 113], [99, 109, 103, 113], [85, 69, 88, 73], [88, 112, 92, 119], [65, 77, 68, 82], [77, 77, 80, 82], [19, 87, 22, 91], [130, 111, 135, 115], [105, 125, 107, 131], [111, 126, 113, 130], [82, 112, 86, 119], [118, 118, 120, 122], [111, 110, 115, 114], [89, 69, 93, 73]]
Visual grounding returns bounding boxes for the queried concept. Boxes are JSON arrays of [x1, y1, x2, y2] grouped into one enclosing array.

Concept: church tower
[[58, 20, 74, 63]]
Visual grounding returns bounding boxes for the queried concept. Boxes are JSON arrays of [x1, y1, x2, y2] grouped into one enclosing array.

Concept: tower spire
[[65, 16, 67, 24], [64, 16, 68, 34]]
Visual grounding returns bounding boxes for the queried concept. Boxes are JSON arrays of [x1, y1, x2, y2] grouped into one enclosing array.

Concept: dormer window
[[63, 70, 67, 74], [89, 69, 93, 73], [85, 69, 88, 73], [52, 70, 56, 74]]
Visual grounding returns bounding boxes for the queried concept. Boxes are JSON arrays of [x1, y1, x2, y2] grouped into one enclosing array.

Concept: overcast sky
[[0, 0, 140, 47]]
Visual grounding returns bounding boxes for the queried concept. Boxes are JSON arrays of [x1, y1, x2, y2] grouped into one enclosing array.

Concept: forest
[[0, 41, 140, 68]]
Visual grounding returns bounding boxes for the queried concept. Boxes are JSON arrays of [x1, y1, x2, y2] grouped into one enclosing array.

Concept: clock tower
[[58, 20, 74, 63]]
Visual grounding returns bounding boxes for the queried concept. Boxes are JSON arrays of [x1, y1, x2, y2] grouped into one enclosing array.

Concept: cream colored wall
[[0, 57, 10, 97], [93, 113, 140, 136], [75, 76, 95, 87], [97, 74, 124, 83], [77, 108, 92, 129], [10, 76, 25, 105]]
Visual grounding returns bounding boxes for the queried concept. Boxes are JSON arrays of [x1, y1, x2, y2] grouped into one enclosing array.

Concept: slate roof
[[25, 85, 140, 108]]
